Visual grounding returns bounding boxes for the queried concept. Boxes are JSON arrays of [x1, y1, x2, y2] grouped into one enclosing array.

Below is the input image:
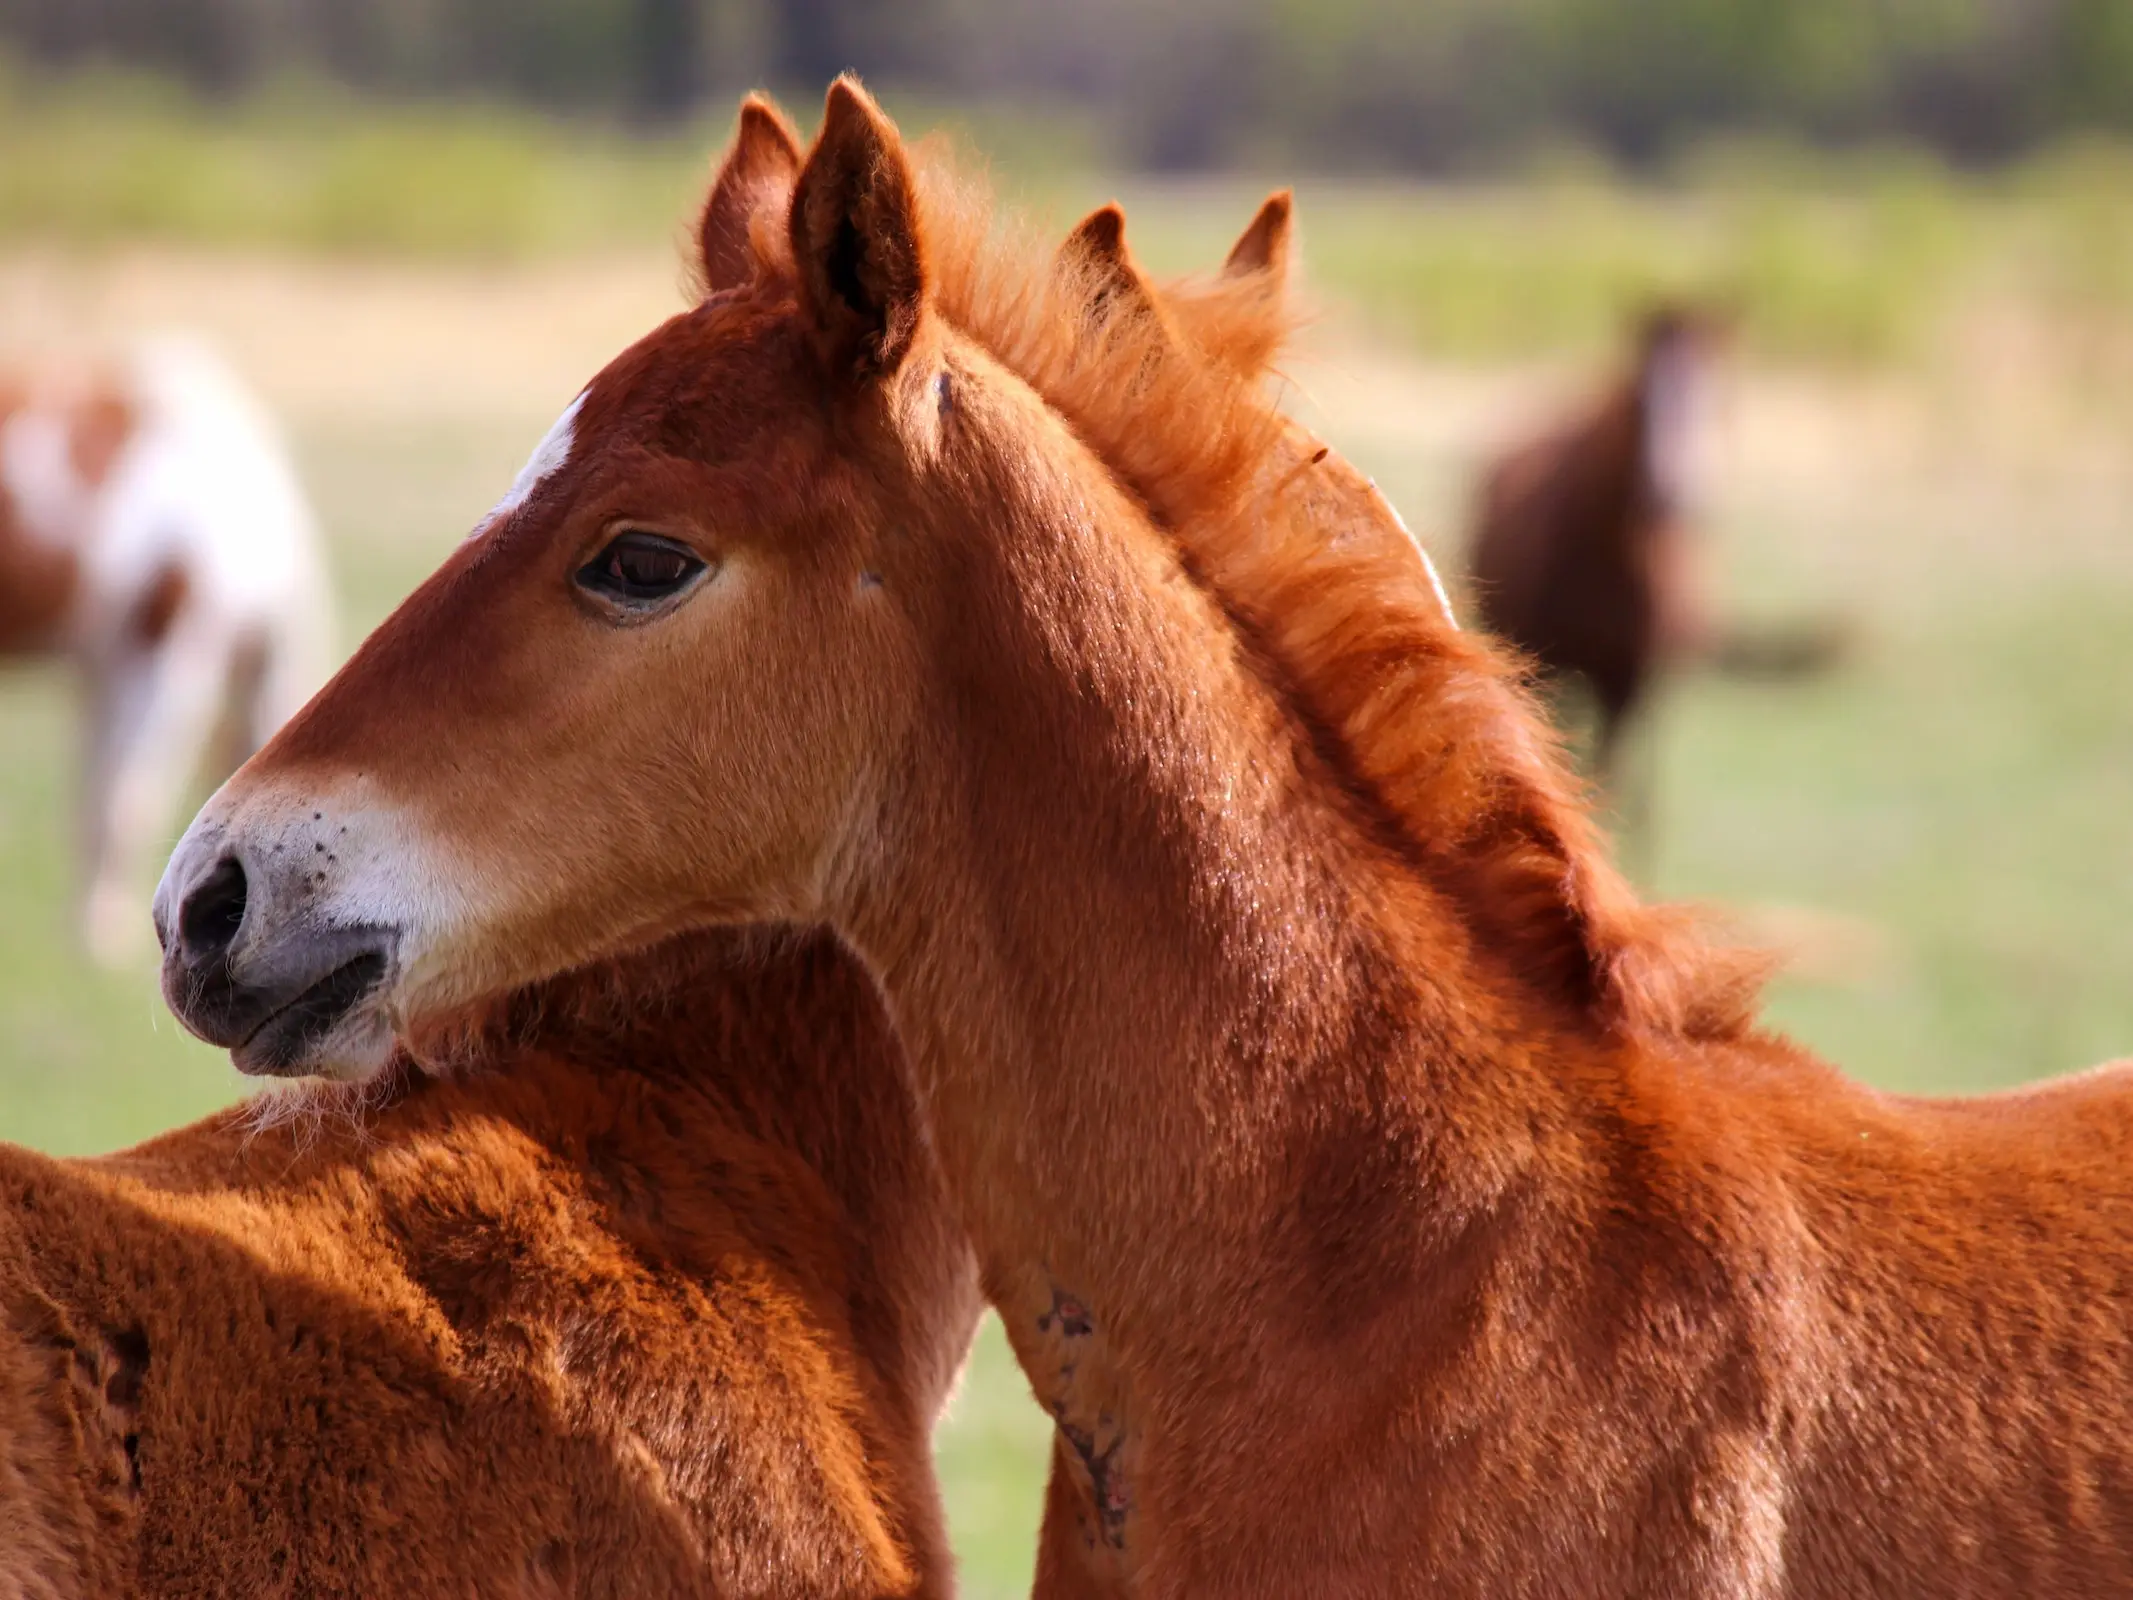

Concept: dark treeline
[[3, 0, 2130, 168]]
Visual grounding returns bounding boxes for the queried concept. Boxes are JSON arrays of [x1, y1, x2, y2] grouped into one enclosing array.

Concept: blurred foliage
[[3, 63, 2131, 372], [0, 62, 1108, 256], [0, 70, 695, 255], [4, 0, 2133, 167]]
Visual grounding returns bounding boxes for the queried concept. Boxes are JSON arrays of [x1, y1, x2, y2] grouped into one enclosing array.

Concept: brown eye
[[576, 531, 707, 609]]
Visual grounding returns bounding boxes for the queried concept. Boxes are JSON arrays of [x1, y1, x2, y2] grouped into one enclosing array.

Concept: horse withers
[[154, 83, 2133, 1599], [0, 337, 329, 964]]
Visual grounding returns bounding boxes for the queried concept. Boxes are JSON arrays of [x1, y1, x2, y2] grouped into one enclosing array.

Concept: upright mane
[[720, 138, 1763, 1041]]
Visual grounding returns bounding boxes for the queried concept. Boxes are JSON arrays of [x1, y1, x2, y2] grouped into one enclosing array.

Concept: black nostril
[[178, 856, 249, 960]]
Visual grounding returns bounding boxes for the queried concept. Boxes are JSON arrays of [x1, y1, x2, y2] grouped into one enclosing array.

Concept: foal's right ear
[[696, 94, 804, 297], [791, 76, 928, 380], [1061, 203, 1164, 325], [1223, 190, 1293, 282], [1063, 203, 1129, 269]]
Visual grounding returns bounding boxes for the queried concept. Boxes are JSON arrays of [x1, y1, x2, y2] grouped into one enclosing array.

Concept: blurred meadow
[[2, 6, 2131, 1594]]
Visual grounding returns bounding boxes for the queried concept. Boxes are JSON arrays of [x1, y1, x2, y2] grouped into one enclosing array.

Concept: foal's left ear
[[791, 76, 928, 380], [1223, 190, 1293, 282], [697, 94, 804, 297]]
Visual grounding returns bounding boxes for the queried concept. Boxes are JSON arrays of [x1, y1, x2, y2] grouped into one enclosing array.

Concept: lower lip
[[231, 951, 389, 1076]]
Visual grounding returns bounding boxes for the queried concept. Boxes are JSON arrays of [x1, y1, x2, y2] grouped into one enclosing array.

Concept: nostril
[[178, 856, 249, 960]]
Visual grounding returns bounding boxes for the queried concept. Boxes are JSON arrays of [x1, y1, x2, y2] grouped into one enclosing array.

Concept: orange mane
[[731, 150, 1762, 1040]]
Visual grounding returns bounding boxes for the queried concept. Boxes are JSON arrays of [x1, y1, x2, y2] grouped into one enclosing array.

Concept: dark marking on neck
[[1057, 1412, 1130, 1549], [1025, 1280, 1131, 1550], [1036, 1285, 1092, 1338]]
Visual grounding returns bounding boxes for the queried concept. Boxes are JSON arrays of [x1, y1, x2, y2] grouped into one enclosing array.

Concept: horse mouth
[[230, 951, 390, 1077]]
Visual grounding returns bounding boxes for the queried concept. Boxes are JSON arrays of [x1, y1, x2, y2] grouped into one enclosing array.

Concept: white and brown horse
[[0, 337, 329, 963], [155, 86, 2133, 1599]]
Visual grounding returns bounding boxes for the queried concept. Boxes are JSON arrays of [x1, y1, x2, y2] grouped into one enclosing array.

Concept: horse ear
[[1063, 203, 1128, 266], [1223, 190, 1293, 281], [790, 76, 928, 379], [1061, 203, 1163, 324], [697, 94, 804, 297]]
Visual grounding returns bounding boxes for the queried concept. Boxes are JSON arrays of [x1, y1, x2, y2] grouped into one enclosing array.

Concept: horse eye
[[576, 532, 707, 608]]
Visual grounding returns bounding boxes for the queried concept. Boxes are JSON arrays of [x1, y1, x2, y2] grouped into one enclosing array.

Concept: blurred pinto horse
[[0, 339, 330, 964]]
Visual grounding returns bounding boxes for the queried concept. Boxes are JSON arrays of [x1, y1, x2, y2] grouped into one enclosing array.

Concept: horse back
[[1673, 1048, 2133, 1594], [0, 1043, 956, 1599]]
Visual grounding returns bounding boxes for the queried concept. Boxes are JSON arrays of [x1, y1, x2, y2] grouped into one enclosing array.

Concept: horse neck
[[839, 414, 1605, 1342], [670, 936, 983, 1419]]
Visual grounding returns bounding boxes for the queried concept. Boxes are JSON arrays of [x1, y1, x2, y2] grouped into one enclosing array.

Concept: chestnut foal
[[157, 84, 2133, 1598], [3, 929, 979, 1598]]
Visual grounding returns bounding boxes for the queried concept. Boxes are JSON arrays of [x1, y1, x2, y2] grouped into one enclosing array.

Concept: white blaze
[[474, 390, 585, 537]]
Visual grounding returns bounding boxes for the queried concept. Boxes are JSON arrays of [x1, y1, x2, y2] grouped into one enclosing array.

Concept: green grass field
[[1, 148, 2131, 1592]]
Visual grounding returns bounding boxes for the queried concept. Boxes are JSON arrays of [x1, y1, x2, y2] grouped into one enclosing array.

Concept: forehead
[[481, 298, 829, 547], [576, 297, 807, 453]]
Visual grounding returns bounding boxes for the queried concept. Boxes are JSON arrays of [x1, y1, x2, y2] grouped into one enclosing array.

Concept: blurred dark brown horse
[[1469, 307, 1850, 846], [1467, 305, 1722, 802]]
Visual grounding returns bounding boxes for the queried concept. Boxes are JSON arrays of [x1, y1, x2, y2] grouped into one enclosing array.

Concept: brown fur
[[174, 84, 2133, 1598], [3, 929, 981, 1598]]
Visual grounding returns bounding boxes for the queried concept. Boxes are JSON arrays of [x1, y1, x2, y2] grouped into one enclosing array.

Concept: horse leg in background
[[198, 592, 330, 784], [78, 618, 231, 967], [205, 632, 268, 782]]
